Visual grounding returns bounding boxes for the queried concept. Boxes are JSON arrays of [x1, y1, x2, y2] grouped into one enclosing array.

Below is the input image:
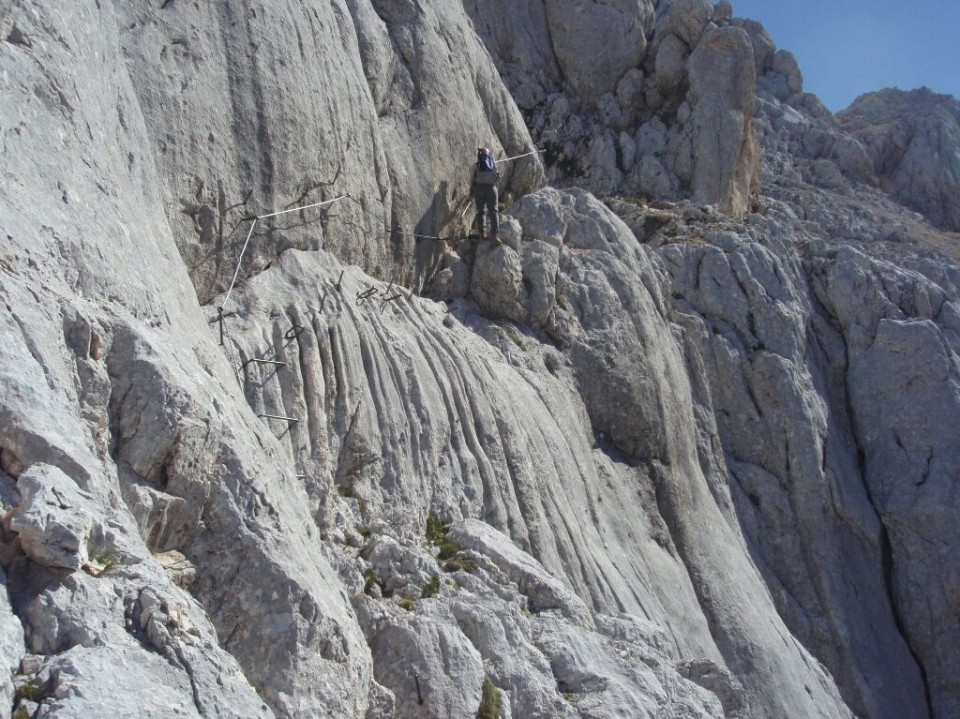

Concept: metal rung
[[241, 358, 287, 370], [285, 324, 305, 340], [356, 286, 378, 304], [258, 413, 299, 423]]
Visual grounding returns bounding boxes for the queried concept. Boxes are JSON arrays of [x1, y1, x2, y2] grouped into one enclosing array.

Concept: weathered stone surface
[[663, 231, 929, 719], [734, 19, 776, 74], [688, 26, 760, 214], [543, 0, 656, 104], [367, 614, 484, 719], [447, 519, 591, 625], [654, 32, 690, 96], [8, 537, 274, 717], [8, 465, 97, 571], [3, 1, 960, 718], [0, 1, 374, 714], [816, 246, 960, 719], [535, 615, 725, 718], [658, 0, 714, 48], [467, 1, 760, 214], [0, 570, 24, 712], [838, 88, 960, 231], [35, 644, 205, 718]]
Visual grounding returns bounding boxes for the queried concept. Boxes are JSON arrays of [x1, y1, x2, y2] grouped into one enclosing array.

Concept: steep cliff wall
[[2, 1, 959, 718], [114, 0, 543, 303]]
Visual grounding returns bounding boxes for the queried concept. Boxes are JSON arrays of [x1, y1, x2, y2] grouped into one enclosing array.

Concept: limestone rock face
[[3, 0, 960, 718], [447, 519, 591, 625], [543, 0, 655, 103], [466, 0, 760, 215], [115, 0, 543, 303], [8, 465, 97, 571], [0, 1, 373, 714], [815, 246, 960, 719], [463, 0, 656, 108], [838, 88, 960, 231]]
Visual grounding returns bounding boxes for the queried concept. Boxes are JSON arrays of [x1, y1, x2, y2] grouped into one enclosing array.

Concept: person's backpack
[[474, 147, 498, 185]]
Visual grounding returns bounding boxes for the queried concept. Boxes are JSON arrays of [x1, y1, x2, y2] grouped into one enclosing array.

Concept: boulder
[[8, 465, 97, 571], [659, 0, 715, 48], [367, 615, 484, 719], [655, 32, 690, 95]]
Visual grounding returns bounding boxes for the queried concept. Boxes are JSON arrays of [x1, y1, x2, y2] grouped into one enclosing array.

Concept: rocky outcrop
[[815, 245, 960, 719], [543, 0, 655, 104], [838, 88, 960, 231], [0, 570, 23, 712], [466, 0, 761, 214], [688, 26, 759, 214]]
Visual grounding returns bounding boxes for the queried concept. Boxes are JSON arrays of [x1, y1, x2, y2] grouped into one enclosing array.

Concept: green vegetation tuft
[[426, 512, 461, 560], [426, 512, 446, 545], [398, 598, 415, 611], [422, 574, 441, 599], [85, 551, 117, 578], [363, 567, 380, 596], [477, 675, 503, 719], [443, 556, 477, 574], [14, 681, 46, 704], [437, 538, 460, 561], [505, 327, 524, 349]]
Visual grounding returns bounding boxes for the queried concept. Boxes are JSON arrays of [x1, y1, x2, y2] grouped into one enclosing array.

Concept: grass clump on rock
[[422, 574, 441, 599], [443, 555, 477, 574], [477, 675, 502, 719], [426, 512, 460, 560], [363, 567, 380, 596]]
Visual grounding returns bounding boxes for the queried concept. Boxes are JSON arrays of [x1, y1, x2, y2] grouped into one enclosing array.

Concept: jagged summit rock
[[838, 87, 960, 231]]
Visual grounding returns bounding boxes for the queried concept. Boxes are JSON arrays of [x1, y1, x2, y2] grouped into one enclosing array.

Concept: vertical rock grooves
[[223, 251, 705, 625]]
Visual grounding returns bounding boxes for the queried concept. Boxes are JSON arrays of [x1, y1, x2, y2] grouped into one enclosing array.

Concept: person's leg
[[474, 194, 485, 237], [488, 188, 499, 243]]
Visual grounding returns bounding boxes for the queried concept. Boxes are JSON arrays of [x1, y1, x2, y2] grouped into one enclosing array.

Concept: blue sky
[[730, 0, 960, 111]]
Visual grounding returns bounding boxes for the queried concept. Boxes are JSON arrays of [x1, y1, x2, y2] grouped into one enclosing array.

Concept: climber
[[469, 146, 500, 244]]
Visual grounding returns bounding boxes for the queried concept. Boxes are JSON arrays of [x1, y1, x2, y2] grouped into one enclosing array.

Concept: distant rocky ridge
[[838, 88, 960, 232], [1, 1, 959, 719]]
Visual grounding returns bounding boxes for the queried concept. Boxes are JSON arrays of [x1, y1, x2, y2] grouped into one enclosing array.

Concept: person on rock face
[[470, 146, 500, 244]]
